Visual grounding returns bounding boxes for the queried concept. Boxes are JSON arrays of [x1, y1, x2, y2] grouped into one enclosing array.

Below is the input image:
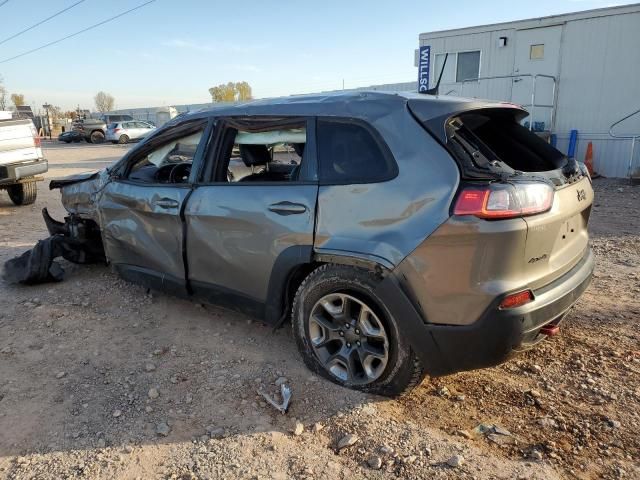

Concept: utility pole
[[42, 103, 52, 139]]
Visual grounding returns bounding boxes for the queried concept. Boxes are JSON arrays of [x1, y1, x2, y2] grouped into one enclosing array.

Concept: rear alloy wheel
[[309, 293, 389, 384], [89, 131, 105, 144], [292, 264, 426, 396], [118, 134, 129, 144], [7, 179, 37, 206]]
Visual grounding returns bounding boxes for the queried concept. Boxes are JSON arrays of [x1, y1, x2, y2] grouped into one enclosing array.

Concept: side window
[[126, 125, 205, 184], [317, 119, 397, 184], [217, 121, 306, 183]]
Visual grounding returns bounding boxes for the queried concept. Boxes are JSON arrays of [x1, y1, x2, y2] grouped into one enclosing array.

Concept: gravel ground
[[0, 143, 638, 479]]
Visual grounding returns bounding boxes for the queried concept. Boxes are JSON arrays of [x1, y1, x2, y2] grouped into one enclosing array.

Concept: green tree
[[209, 81, 253, 103], [11, 93, 25, 107], [236, 81, 252, 101], [94, 91, 115, 113]]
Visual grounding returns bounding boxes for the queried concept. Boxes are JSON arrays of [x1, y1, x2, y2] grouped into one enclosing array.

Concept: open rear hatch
[[409, 101, 593, 287]]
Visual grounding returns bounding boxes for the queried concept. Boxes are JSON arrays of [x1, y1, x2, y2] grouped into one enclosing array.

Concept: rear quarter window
[[317, 119, 397, 184]]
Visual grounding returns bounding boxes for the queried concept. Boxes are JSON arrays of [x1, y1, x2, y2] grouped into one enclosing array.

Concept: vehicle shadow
[[0, 260, 383, 461]]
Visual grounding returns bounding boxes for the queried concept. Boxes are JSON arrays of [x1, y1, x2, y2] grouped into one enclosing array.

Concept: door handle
[[154, 198, 180, 209], [268, 201, 307, 215]]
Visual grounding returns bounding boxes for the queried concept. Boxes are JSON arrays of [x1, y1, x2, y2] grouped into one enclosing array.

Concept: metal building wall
[[418, 5, 640, 177], [419, 29, 516, 101]]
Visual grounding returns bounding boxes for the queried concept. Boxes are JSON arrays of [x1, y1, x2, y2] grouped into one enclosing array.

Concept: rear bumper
[[375, 248, 594, 377], [0, 159, 48, 184]]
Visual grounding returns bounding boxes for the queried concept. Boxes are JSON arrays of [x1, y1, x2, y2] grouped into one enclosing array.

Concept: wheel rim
[[308, 293, 389, 384]]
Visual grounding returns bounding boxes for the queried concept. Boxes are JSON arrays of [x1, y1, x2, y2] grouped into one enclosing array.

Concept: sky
[[0, 0, 630, 112]]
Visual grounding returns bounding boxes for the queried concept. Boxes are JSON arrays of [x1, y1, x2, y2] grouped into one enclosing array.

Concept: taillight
[[499, 290, 534, 309], [114, 128, 121, 133], [454, 182, 553, 219], [33, 136, 42, 148]]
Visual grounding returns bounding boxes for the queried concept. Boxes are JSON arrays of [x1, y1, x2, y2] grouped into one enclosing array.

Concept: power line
[[0, 0, 156, 64], [0, 0, 87, 47], [0, 0, 9, 8]]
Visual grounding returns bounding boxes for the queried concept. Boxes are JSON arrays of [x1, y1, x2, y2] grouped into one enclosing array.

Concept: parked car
[[101, 114, 135, 125], [41, 92, 594, 396], [58, 130, 85, 143], [106, 120, 156, 144], [0, 118, 47, 205], [74, 115, 135, 144]]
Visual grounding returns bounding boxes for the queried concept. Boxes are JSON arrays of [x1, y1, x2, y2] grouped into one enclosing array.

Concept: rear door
[[123, 121, 139, 139], [184, 117, 317, 319]]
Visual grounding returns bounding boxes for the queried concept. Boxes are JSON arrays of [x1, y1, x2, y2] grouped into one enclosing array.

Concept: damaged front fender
[[50, 169, 111, 221]]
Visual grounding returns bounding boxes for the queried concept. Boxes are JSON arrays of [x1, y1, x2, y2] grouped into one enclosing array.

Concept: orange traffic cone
[[584, 141, 596, 177]]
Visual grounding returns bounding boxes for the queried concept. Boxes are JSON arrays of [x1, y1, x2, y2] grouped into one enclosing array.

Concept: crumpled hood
[[50, 169, 111, 221]]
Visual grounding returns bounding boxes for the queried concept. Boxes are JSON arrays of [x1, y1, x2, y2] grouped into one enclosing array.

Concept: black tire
[[89, 130, 105, 144], [118, 134, 129, 144], [64, 140, 71, 144], [7, 180, 37, 206], [292, 264, 426, 397]]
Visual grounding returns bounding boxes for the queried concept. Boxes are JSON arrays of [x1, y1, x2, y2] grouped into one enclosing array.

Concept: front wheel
[[292, 264, 426, 397], [7, 180, 37, 206], [118, 134, 129, 144]]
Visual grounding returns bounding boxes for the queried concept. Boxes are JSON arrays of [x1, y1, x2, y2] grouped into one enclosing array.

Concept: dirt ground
[[0, 143, 638, 479]]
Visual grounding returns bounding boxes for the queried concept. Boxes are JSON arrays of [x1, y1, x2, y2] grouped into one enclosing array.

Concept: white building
[[416, 3, 640, 178]]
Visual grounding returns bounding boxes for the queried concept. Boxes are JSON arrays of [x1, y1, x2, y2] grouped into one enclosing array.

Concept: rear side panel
[[395, 217, 529, 326], [314, 104, 460, 266]]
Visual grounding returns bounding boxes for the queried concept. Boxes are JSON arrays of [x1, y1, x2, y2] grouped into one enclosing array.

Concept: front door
[[513, 25, 562, 131], [184, 117, 318, 320], [97, 119, 209, 294]]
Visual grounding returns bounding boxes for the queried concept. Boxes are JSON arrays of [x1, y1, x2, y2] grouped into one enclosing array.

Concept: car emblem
[[576, 189, 586, 202]]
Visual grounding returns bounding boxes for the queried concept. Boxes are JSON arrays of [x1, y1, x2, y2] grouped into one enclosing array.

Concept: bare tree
[[209, 81, 253, 103], [94, 91, 115, 113], [11, 93, 25, 107]]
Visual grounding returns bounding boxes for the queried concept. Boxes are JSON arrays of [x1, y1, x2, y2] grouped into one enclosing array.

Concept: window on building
[[530, 44, 545, 60], [456, 51, 481, 82], [317, 119, 397, 184], [434, 53, 457, 84]]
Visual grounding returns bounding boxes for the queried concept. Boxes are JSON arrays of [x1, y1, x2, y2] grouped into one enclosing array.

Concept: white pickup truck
[[0, 118, 48, 205]]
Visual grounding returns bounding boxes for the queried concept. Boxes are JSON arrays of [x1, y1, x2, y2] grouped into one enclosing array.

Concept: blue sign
[[418, 45, 431, 93]]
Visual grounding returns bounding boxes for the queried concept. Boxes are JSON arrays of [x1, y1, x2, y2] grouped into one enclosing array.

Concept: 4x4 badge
[[577, 189, 586, 202]]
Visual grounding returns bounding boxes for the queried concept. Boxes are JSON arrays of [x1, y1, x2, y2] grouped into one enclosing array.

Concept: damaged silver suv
[[8, 92, 594, 396]]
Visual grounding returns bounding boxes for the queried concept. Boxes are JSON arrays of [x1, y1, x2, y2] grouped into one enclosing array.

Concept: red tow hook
[[540, 324, 560, 337]]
